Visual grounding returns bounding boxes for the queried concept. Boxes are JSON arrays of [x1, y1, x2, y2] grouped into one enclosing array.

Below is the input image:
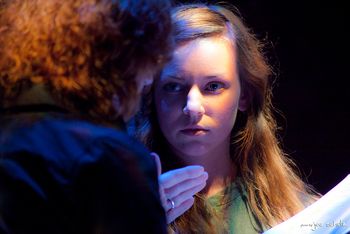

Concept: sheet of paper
[[264, 174, 350, 234]]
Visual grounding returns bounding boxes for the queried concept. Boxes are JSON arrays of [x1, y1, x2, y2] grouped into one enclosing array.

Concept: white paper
[[263, 174, 350, 234]]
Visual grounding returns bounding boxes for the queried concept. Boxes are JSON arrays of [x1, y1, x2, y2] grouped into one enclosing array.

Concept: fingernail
[[203, 172, 208, 180]]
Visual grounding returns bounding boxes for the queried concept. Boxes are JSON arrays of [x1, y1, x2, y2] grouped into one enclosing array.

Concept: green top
[[208, 180, 266, 234]]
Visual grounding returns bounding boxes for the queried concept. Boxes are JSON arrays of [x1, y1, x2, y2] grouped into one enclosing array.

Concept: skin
[[136, 67, 155, 93], [152, 153, 208, 224], [154, 36, 247, 222], [118, 67, 155, 121]]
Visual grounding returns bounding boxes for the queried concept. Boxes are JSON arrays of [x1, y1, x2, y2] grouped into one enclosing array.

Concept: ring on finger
[[167, 198, 175, 210]]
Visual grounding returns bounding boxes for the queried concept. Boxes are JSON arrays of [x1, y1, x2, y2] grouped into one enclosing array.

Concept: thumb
[[150, 152, 162, 176]]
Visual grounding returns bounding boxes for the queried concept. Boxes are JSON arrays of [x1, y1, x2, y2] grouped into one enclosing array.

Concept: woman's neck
[[175, 138, 237, 198]]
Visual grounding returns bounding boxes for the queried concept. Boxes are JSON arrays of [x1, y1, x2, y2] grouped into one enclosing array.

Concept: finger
[[169, 182, 206, 210], [150, 152, 167, 209], [164, 172, 208, 198], [165, 198, 176, 211], [159, 187, 167, 210], [160, 166, 205, 188], [150, 152, 162, 176], [167, 197, 195, 224]]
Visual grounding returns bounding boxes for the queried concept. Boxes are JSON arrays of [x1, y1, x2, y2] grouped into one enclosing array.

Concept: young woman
[[132, 3, 318, 233]]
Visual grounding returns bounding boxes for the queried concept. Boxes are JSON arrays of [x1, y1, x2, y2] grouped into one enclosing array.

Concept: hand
[[151, 152, 208, 224]]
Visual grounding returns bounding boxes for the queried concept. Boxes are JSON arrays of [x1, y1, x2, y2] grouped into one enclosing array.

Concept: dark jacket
[[0, 105, 166, 234]]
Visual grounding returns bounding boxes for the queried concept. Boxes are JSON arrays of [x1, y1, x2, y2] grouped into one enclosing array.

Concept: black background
[[179, 0, 349, 194]]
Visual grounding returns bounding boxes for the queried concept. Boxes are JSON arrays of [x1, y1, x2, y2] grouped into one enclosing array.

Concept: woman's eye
[[205, 82, 225, 93], [163, 82, 183, 92]]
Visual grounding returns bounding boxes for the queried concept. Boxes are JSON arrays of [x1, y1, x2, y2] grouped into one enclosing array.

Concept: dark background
[[180, 0, 349, 194]]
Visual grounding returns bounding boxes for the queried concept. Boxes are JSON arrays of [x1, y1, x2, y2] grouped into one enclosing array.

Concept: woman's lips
[[180, 128, 209, 136]]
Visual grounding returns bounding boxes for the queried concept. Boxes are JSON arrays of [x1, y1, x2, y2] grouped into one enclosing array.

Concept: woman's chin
[[175, 142, 210, 158]]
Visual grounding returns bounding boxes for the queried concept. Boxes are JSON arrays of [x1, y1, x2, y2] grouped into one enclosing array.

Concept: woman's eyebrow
[[165, 75, 186, 80], [202, 75, 225, 80], [161, 68, 187, 81]]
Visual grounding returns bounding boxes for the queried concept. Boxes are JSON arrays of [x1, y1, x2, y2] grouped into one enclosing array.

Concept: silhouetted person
[[0, 0, 173, 233]]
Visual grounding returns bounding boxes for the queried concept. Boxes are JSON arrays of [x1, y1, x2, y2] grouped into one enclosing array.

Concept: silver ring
[[168, 198, 175, 210]]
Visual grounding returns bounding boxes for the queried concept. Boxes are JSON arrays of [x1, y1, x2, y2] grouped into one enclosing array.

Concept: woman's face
[[154, 36, 246, 158]]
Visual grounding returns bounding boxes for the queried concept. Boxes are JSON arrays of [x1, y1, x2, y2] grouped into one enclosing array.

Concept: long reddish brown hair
[[132, 3, 318, 233]]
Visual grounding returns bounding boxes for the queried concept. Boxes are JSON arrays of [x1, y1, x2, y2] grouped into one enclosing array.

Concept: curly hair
[[0, 0, 173, 123]]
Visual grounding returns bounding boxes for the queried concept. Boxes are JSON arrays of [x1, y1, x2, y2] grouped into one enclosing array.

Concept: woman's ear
[[238, 88, 249, 111]]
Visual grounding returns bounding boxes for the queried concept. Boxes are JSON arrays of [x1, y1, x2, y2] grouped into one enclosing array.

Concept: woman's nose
[[183, 86, 205, 120]]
